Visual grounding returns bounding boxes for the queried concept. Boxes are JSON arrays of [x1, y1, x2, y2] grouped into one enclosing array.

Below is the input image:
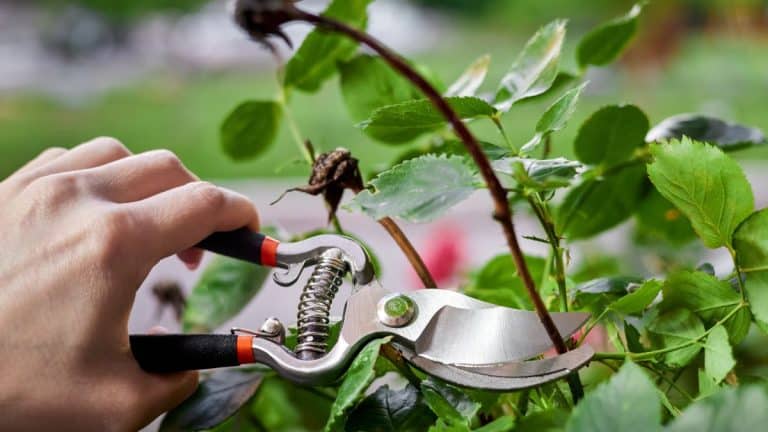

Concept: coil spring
[[295, 248, 348, 359]]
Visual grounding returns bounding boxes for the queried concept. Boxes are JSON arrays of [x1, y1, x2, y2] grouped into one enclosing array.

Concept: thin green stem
[[278, 90, 313, 165], [492, 116, 516, 152], [541, 135, 552, 159], [331, 215, 345, 235], [729, 247, 748, 302], [594, 303, 746, 361], [664, 368, 691, 401], [527, 194, 569, 312], [577, 309, 609, 345]]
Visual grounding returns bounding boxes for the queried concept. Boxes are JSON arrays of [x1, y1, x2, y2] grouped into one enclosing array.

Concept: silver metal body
[[248, 233, 595, 390]]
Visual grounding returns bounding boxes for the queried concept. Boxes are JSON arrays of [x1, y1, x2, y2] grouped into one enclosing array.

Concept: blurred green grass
[[1, 31, 767, 181]]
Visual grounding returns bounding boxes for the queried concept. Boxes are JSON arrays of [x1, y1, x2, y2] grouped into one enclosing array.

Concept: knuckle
[[39, 146, 67, 159], [28, 172, 86, 202], [150, 149, 184, 172], [191, 181, 226, 209], [91, 136, 130, 158], [93, 208, 138, 263]]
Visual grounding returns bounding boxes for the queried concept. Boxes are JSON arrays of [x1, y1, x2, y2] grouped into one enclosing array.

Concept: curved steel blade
[[452, 344, 595, 377], [413, 306, 590, 364], [341, 283, 590, 366], [395, 343, 594, 391]]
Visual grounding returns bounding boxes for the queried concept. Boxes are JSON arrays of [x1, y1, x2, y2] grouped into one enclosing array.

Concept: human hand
[[0, 138, 259, 431]]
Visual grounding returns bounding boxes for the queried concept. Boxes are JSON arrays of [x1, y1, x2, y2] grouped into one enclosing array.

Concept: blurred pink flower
[[410, 223, 467, 288]]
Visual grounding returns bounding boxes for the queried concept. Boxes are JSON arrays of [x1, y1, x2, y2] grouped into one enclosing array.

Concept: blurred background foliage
[[1, 0, 767, 180]]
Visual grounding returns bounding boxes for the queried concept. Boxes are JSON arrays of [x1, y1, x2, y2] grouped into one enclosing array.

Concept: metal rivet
[[377, 294, 417, 327], [260, 317, 286, 344]]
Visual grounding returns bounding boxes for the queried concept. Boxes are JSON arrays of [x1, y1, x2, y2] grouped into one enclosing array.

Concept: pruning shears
[[130, 229, 594, 390]]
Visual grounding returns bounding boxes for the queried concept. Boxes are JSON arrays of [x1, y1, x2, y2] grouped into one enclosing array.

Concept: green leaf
[[250, 376, 332, 431], [463, 254, 546, 310], [660, 270, 750, 344], [390, 140, 510, 170], [361, 96, 497, 144], [492, 157, 582, 191], [572, 276, 643, 312], [577, 3, 643, 68], [421, 378, 481, 426], [160, 369, 264, 432], [634, 188, 697, 245], [339, 55, 421, 122], [183, 256, 270, 332], [495, 20, 566, 111], [733, 208, 768, 332], [648, 308, 705, 368], [537, 83, 588, 134], [446, 54, 491, 97], [665, 385, 768, 432], [350, 155, 479, 223], [647, 138, 754, 249], [345, 384, 436, 432], [609, 279, 661, 315], [696, 369, 719, 399], [733, 214, 768, 332], [625, 321, 645, 353], [574, 105, 649, 165], [473, 416, 516, 432], [558, 165, 647, 239], [326, 337, 391, 432], [704, 325, 735, 383], [565, 361, 660, 432], [514, 408, 569, 432], [646, 113, 766, 151], [284, 0, 373, 92], [220, 100, 282, 161], [521, 83, 588, 154]]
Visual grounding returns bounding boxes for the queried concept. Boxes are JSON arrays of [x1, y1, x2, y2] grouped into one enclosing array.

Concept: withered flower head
[[277, 147, 365, 223], [232, 0, 301, 50]]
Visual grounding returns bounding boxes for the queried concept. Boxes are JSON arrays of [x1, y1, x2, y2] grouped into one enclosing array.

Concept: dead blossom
[[276, 148, 365, 223], [232, 0, 301, 50]]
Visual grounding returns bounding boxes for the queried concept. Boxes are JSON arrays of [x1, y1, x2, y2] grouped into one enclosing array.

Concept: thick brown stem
[[378, 217, 437, 288], [347, 184, 437, 289], [297, 11, 569, 355]]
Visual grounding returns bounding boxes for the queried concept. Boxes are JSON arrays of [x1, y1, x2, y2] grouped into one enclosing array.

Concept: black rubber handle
[[130, 334, 240, 373], [196, 227, 271, 265]]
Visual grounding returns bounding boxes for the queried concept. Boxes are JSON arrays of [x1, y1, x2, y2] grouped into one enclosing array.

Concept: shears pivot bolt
[[377, 293, 417, 327]]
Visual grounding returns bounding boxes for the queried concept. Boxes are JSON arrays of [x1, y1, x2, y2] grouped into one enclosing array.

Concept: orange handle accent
[[236, 336, 255, 364]]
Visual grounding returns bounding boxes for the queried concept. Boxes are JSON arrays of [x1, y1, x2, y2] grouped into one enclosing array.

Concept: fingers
[[12, 147, 67, 177], [128, 182, 259, 261], [177, 248, 205, 270], [25, 137, 132, 182], [87, 150, 198, 203]]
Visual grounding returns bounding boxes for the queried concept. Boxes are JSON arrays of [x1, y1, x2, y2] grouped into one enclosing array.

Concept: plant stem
[[594, 303, 746, 361], [295, 9, 582, 400], [278, 90, 314, 165], [729, 247, 748, 302], [378, 217, 437, 288], [286, 107, 436, 288], [380, 343, 422, 387], [346, 184, 436, 288], [492, 116, 516, 151], [528, 194, 569, 312]]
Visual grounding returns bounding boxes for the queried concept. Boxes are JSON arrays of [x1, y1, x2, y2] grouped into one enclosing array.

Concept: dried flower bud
[[231, 0, 300, 49], [276, 147, 364, 223]]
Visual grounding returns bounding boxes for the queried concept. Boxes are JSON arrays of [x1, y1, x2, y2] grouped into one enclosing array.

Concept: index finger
[[128, 181, 260, 261]]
